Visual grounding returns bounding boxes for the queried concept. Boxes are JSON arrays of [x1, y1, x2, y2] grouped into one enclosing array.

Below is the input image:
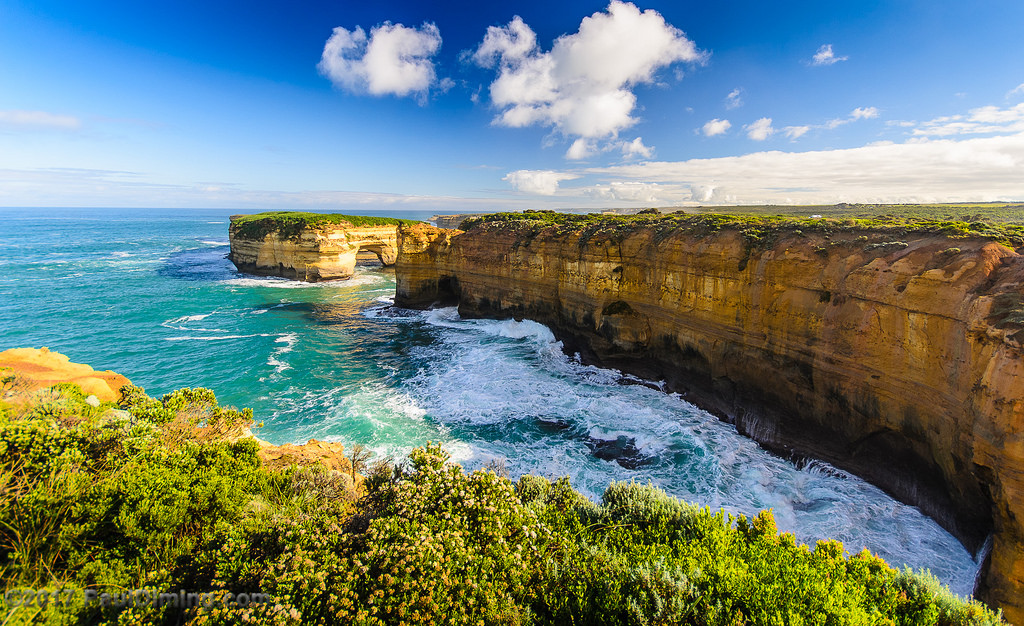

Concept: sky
[[2, 0, 1024, 211]]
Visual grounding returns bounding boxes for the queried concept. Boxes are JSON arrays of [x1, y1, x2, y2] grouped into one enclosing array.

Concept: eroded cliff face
[[396, 219, 1024, 622], [228, 219, 399, 282]]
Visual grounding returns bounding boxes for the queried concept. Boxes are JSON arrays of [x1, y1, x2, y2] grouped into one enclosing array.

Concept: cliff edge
[[395, 212, 1024, 621], [228, 212, 417, 282]]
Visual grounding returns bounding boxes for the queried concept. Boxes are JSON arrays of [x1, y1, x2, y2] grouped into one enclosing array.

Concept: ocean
[[0, 206, 981, 595]]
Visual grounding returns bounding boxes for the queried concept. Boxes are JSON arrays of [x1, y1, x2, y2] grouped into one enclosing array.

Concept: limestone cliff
[[228, 213, 403, 282], [395, 214, 1024, 621]]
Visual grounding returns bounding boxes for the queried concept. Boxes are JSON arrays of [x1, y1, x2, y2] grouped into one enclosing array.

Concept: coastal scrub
[[0, 374, 1004, 625]]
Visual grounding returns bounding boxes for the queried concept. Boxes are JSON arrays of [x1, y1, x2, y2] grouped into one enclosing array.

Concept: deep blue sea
[[0, 206, 981, 595]]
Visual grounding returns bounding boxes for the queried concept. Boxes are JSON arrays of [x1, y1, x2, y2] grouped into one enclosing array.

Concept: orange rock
[[257, 438, 352, 473], [0, 347, 131, 402]]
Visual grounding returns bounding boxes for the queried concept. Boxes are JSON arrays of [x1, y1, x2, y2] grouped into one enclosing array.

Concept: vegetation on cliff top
[[0, 371, 1004, 625], [695, 202, 1024, 224], [460, 209, 1024, 249], [231, 212, 421, 241]]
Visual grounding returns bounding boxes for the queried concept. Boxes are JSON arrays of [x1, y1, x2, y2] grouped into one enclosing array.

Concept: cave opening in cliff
[[356, 249, 384, 267]]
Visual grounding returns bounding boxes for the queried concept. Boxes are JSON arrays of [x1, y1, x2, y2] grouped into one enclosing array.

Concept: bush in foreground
[[0, 379, 1003, 625]]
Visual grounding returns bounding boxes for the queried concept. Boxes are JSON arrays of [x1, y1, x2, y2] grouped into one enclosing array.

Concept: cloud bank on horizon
[[2, 0, 1024, 208]]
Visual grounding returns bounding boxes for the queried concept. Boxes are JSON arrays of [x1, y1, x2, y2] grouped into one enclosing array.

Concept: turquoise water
[[0, 207, 981, 595]]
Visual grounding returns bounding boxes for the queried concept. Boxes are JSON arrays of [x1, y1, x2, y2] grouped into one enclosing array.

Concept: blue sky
[[2, 0, 1023, 210]]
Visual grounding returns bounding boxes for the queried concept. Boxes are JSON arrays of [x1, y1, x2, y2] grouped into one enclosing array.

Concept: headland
[[395, 209, 1024, 620]]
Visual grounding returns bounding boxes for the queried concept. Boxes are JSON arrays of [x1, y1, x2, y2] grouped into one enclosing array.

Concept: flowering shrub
[[0, 384, 1005, 625]]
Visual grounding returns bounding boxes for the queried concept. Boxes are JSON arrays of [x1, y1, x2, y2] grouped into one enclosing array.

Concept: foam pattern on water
[[367, 303, 980, 596]]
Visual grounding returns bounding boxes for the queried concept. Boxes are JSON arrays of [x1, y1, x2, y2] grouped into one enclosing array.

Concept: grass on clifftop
[[0, 371, 1004, 625], [460, 208, 1024, 249], [231, 211, 421, 241]]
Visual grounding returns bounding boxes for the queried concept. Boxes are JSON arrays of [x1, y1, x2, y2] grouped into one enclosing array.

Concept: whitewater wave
[[161, 312, 228, 332], [164, 333, 275, 341], [267, 333, 297, 373]]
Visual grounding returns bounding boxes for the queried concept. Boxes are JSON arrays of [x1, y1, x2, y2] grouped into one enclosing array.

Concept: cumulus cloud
[[745, 117, 774, 140], [0, 110, 80, 130], [473, 1, 705, 154], [725, 88, 743, 109], [912, 103, 1024, 137], [319, 22, 442, 99], [566, 138, 595, 160], [811, 44, 848, 66], [702, 118, 731, 136], [689, 184, 720, 203], [621, 137, 653, 159], [503, 169, 579, 195]]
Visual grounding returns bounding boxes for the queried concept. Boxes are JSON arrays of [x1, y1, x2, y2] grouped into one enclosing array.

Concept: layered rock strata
[[228, 218, 399, 282], [395, 218, 1024, 622]]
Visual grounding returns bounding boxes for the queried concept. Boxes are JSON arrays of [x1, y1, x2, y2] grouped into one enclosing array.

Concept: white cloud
[[473, 1, 705, 153], [582, 130, 1024, 204], [318, 22, 442, 99], [811, 44, 848, 66], [725, 88, 743, 109], [503, 169, 579, 195], [438, 77, 456, 93], [745, 117, 774, 140], [912, 103, 1024, 137], [566, 138, 595, 160], [851, 106, 879, 120], [621, 137, 653, 159], [0, 110, 81, 130], [586, 181, 675, 202], [791, 107, 880, 137], [1008, 83, 1024, 98], [783, 125, 810, 140], [472, 16, 538, 67], [689, 184, 720, 203], [566, 136, 653, 160], [702, 118, 731, 136]]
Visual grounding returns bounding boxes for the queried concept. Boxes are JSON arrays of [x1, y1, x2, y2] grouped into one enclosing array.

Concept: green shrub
[[0, 387, 1005, 625], [230, 212, 421, 241]]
